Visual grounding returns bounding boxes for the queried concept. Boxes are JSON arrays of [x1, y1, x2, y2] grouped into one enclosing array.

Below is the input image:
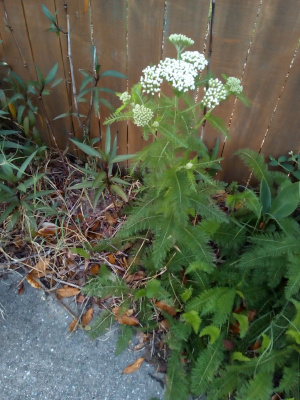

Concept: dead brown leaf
[[26, 274, 41, 290], [89, 264, 100, 275], [107, 253, 116, 264], [69, 319, 78, 332], [155, 301, 177, 316], [122, 357, 145, 374], [37, 222, 60, 237], [56, 285, 80, 298], [81, 307, 93, 327], [125, 271, 145, 283], [30, 258, 51, 278], [76, 294, 86, 304], [18, 282, 24, 295], [159, 319, 170, 330], [113, 307, 139, 326]]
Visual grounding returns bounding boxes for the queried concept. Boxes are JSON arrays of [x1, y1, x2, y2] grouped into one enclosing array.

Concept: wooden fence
[[1, 0, 300, 183]]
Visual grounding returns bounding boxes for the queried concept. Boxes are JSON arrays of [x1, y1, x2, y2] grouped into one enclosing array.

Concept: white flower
[[181, 51, 208, 71], [169, 34, 194, 48], [140, 65, 163, 95], [226, 77, 243, 95], [159, 58, 198, 92], [185, 162, 193, 169], [152, 121, 159, 128], [120, 91, 131, 103], [201, 78, 227, 110], [132, 104, 153, 127]]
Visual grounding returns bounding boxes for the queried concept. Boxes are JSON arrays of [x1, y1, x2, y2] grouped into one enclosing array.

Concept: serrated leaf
[[182, 310, 201, 333], [199, 325, 220, 344], [232, 351, 251, 362], [206, 114, 229, 137], [70, 247, 90, 258], [233, 313, 249, 338]]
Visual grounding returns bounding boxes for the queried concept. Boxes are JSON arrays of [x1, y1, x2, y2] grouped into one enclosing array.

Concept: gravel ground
[[0, 271, 164, 400]]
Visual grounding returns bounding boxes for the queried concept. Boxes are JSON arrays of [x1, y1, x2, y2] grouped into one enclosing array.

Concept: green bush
[[83, 34, 300, 400]]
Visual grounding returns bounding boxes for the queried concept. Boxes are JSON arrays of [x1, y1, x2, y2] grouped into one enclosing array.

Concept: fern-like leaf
[[235, 370, 274, 400], [191, 339, 224, 395], [165, 350, 189, 400], [88, 310, 114, 339]]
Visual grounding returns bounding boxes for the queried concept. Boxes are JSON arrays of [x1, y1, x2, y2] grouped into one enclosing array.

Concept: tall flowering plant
[[106, 33, 248, 174], [100, 35, 251, 400]]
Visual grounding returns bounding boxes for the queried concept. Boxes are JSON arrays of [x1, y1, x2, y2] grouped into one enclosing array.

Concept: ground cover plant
[[0, 31, 299, 400]]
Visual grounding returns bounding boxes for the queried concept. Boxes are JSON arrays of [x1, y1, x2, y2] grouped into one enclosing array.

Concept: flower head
[[202, 78, 227, 110], [119, 91, 131, 104], [159, 58, 198, 92], [140, 65, 163, 95], [181, 51, 208, 71], [169, 34, 194, 48], [132, 104, 153, 127], [226, 77, 243, 95]]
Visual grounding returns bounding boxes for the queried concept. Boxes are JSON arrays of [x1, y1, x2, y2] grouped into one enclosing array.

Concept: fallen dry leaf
[[125, 271, 145, 283], [81, 307, 93, 327], [56, 285, 80, 298], [37, 222, 60, 237], [26, 274, 41, 290], [113, 307, 139, 326], [69, 319, 78, 332], [122, 357, 145, 374], [30, 258, 51, 278], [155, 301, 177, 316], [159, 319, 170, 330], [249, 340, 261, 351], [89, 264, 100, 275], [223, 339, 235, 351], [107, 253, 116, 264], [248, 309, 257, 322], [76, 294, 86, 304], [18, 282, 24, 295]]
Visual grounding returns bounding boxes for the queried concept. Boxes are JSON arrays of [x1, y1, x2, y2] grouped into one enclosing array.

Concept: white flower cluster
[[159, 58, 198, 92], [120, 91, 131, 104], [132, 104, 153, 127], [169, 34, 194, 47], [202, 78, 227, 110], [226, 77, 243, 94], [181, 51, 208, 71], [140, 65, 163, 95]]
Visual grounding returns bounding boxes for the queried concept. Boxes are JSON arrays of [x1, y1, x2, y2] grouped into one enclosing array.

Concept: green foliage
[[83, 34, 300, 400], [69, 126, 134, 209], [269, 151, 300, 181], [0, 148, 54, 231]]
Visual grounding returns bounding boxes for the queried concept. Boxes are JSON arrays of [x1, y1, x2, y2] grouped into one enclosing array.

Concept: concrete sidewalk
[[0, 272, 164, 400]]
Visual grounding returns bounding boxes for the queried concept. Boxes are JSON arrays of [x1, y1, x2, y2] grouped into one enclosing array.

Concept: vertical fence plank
[[0, 0, 36, 80], [21, 0, 70, 149], [127, 0, 165, 155], [220, 0, 300, 184], [162, 0, 210, 101], [203, 0, 260, 154], [91, 0, 127, 156], [55, 1, 98, 150], [260, 49, 300, 158], [163, 0, 210, 58]]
